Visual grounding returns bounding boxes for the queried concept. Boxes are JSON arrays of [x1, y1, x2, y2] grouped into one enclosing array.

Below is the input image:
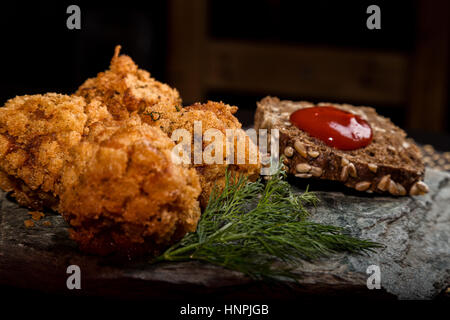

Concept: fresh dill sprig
[[154, 164, 382, 280]]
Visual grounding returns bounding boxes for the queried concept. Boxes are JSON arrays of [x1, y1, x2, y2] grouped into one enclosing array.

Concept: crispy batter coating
[[0, 94, 201, 256], [75, 47, 261, 205], [76, 45, 181, 121], [59, 116, 201, 256], [0, 94, 91, 209], [0, 47, 261, 255], [156, 101, 261, 205]]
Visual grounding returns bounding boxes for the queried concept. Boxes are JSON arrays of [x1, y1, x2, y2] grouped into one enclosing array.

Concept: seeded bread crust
[[255, 97, 428, 196]]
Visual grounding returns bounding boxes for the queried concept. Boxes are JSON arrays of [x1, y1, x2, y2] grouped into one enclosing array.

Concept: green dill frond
[[154, 164, 382, 280]]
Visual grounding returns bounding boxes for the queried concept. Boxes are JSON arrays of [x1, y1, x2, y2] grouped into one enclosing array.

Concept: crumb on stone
[[42, 221, 52, 227], [24, 219, 35, 228], [28, 211, 45, 221]]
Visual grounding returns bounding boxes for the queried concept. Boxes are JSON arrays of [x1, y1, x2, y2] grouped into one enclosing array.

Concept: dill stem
[[153, 164, 382, 279], [207, 222, 233, 239], [162, 242, 200, 259], [218, 233, 250, 242], [162, 232, 250, 261]]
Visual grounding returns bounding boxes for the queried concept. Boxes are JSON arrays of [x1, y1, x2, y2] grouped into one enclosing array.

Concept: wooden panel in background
[[408, 0, 449, 132], [167, 0, 207, 104], [205, 40, 409, 106], [167, 0, 449, 133]]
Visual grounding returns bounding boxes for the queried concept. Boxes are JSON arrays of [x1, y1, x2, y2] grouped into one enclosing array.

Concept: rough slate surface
[[0, 169, 449, 300]]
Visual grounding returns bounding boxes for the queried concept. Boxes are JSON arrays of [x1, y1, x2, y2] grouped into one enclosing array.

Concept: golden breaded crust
[[0, 47, 261, 256], [0, 93, 201, 256], [59, 116, 201, 256], [153, 101, 261, 206], [76, 45, 181, 120], [74, 48, 261, 206], [0, 94, 87, 198]]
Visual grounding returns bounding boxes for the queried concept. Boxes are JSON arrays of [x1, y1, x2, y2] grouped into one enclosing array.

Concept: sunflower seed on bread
[[254, 96, 428, 196]]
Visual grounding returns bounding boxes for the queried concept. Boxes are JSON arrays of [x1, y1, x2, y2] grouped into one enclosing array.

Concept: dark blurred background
[[0, 0, 449, 149]]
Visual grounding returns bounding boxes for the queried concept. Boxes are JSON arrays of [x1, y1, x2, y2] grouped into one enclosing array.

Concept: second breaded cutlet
[[0, 93, 202, 256], [75, 46, 261, 206]]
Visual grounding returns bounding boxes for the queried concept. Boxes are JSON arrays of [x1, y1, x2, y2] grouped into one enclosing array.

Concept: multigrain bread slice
[[255, 97, 429, 196]]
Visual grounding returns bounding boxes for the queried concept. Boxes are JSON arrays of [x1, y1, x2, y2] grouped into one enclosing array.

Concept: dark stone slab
[[0, 169, 449, 300]]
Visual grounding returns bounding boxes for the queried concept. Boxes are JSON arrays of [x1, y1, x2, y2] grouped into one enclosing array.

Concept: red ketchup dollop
[[289, 106, 373, 150]]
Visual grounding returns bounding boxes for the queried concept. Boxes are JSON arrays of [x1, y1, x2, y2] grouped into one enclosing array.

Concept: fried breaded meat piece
[[75, 47, 261, 205], [0, 47, 261, 255], [59, 116, 201, 256], [0, 94, 92, 210], [76, 45, 181, 122], [0, 93, 201, 256], [157, 101, 261, 205]]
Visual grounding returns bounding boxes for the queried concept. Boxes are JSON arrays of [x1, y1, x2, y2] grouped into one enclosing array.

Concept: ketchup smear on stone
[[289, 106, 373, 150]]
